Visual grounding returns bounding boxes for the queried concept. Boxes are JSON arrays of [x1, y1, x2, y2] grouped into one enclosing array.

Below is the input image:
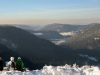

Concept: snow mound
[[0, 64, 100, 75]]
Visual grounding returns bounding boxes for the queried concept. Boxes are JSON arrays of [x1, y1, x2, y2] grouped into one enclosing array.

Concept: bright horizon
[[0, 0, 100, 25]]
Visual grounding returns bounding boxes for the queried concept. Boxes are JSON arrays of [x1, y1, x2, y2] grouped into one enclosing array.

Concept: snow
[[79, 54, 98, 61], [1, 64, 100, 75]]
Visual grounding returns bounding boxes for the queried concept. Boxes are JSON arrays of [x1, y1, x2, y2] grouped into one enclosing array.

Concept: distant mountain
[[16, 25, 40, 30], [0, 25, 70, 65], [38, 23, 88, 32], [0, 25, 61, 58], [26, 30, 65, 39], [1, 24, 42, 30], [60, 23, 100, 50], [1, 25, 100, 68]]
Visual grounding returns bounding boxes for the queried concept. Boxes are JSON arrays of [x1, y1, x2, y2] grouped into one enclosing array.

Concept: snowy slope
[[0, 64, 100, 75]]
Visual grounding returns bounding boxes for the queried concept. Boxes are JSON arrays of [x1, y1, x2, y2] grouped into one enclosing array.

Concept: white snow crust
[[0, 64, 100, 75]]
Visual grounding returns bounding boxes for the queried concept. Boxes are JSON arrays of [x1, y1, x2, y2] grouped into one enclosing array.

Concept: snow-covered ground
[[0, 64, 100, 75]]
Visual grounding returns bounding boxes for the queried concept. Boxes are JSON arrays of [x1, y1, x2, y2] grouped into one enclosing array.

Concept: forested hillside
[[60, 24, 100, 50], [38, 23, 88, 32]]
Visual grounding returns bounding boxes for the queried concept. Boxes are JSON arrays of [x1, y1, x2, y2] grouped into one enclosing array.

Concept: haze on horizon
[[0, 0, 100, 25]]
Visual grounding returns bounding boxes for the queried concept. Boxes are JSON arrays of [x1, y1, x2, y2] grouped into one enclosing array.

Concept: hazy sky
[[0, 0, 100, 25]]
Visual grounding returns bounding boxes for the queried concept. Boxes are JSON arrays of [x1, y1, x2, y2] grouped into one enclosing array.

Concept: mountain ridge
[[1, 25, 100, 68], [0, 25, 67, 63], [60, 23, 100, 50], [38, 23, 89, 32]]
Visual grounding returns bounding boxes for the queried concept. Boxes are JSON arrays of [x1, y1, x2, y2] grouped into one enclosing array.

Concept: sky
[[0, 0, 100, 25]]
